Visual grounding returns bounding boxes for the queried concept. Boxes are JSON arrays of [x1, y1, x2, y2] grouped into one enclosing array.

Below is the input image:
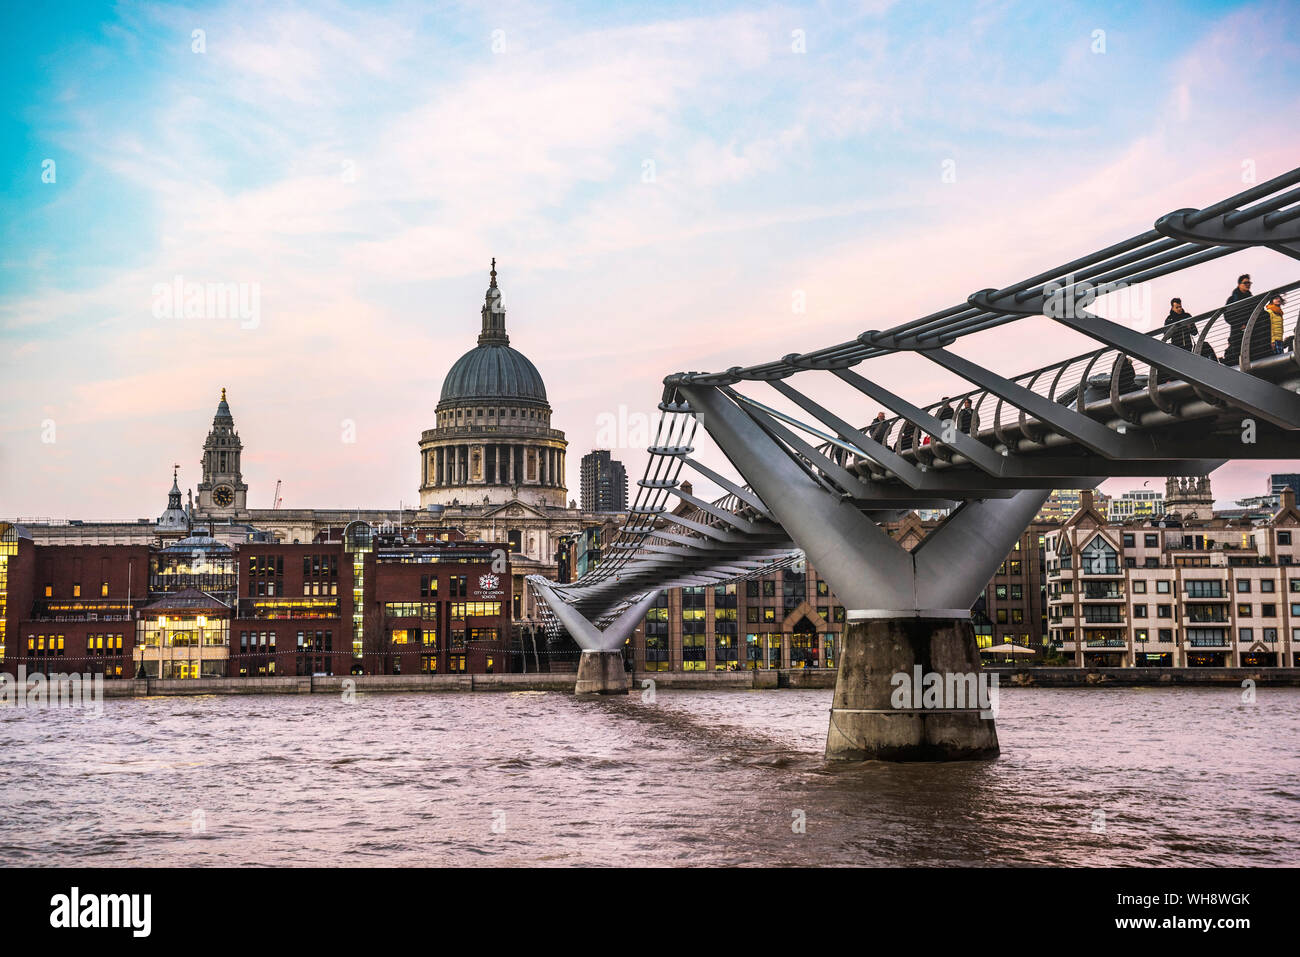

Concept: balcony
[[1080, 584, 1124, 601], [1135, 637, 1177, 648], [1085, 638, 1127, 648], [1081, 611, 1125, 624]]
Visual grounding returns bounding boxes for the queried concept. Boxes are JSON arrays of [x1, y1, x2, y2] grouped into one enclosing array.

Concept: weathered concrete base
[[826, 616, 999, 762], [574, 650, 628, 695]]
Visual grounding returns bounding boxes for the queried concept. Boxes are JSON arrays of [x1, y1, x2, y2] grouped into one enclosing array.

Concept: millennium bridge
[[531, 165, 1300, 761]]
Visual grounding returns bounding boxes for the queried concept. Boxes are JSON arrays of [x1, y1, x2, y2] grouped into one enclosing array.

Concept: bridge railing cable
[[761, 279, 1300, 483]]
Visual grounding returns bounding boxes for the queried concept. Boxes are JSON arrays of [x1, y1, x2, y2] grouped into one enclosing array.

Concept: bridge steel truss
[[532, 166, 1300, 754]]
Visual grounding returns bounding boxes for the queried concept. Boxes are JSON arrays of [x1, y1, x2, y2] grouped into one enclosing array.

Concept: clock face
[[212, 485, 234, 507]]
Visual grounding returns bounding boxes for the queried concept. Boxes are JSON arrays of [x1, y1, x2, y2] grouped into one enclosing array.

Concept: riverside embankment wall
[[73, 666, 1300, 698]]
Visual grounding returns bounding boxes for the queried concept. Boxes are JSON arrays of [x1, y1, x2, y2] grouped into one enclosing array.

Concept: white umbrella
[[982, 642, 1037, 655]]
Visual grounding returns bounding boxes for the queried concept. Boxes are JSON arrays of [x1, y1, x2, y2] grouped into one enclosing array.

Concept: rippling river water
[[2, 687, 1297, 867]]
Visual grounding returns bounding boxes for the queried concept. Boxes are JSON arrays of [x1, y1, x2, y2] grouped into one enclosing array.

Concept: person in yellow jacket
[[1266, 294, 1286, 355]]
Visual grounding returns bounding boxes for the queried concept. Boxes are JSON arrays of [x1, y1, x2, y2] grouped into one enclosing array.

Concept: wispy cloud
[[2, 0, 1299, 515]]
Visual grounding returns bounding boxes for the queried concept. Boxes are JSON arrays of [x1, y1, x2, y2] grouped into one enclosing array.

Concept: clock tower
[[196, 388, 248, 518]]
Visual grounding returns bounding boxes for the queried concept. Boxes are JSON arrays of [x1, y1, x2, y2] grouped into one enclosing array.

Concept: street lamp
[[197, 615, 207, 679], [159, 615, 168, 680]]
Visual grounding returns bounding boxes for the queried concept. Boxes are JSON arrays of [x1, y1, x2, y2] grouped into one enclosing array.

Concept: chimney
[[1080, 489, 1094, 512], [1282, 487, 1296, 512]]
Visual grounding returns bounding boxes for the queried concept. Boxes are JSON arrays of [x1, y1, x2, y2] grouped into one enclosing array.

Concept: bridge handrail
[[798, 281, 1300, 477]]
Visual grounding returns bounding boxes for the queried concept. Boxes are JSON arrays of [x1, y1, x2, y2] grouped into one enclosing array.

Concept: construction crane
[[272, 480, 283, 509]]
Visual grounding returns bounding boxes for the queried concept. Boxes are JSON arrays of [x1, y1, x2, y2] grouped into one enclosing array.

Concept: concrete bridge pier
[[826, 612, 998, 761], [574, 650, 629, 695], [530, 581, 661, 696]]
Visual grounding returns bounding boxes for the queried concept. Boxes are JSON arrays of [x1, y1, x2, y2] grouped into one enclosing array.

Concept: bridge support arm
[[677, 383, 916, 609], [912, 489, 1052, 607]]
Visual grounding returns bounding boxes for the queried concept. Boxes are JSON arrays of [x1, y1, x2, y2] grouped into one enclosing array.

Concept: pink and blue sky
[[2, 0, 1299, 518]]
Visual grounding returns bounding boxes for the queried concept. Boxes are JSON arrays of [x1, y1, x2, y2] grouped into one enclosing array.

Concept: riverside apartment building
[[1046, 489, 1300, 667]]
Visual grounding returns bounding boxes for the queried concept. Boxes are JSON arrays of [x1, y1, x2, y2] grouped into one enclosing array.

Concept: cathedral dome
[[437, 260, 548, 406], [420, 261, 568, 512], [440, 344, 547, 404]]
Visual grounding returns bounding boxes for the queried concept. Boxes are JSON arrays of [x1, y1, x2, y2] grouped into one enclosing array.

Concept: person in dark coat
[[957, 397, 974, 434], [867, 411, 888, 445], [935, 397, 955, 424], [1223, 274, 1254, 365], [1164, 297, 1195, 350]]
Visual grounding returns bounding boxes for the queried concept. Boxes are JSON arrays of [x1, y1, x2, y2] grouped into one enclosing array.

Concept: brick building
[[0, 521, 509, 678]]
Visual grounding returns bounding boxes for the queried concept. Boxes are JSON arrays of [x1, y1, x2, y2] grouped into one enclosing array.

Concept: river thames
[[2, 686, 1297, 867]]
